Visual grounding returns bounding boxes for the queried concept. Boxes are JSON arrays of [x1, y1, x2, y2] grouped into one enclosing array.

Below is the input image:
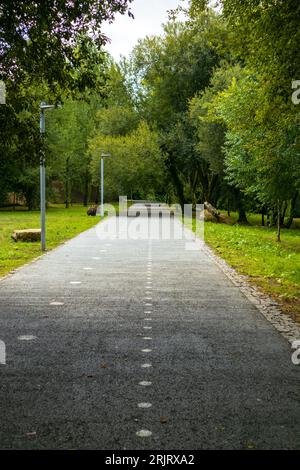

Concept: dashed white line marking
[[139, 381, 152, 386], [136, 429, 152, 437], [92, 257, 100, 260], [143, 326, 152, 330], [145, 303, 152, 306], [143, 337, 152, 340], [138, 403, 152, 408], [141, 363, 152, 368], [70, 281, 81, 285], [145, 297, 152, 301], [50, 302, 64, 306], [142, 349, 152, 353], [18, 335, 37, 341], [83, 267, 93, 271], [144, 318, 152, 321]]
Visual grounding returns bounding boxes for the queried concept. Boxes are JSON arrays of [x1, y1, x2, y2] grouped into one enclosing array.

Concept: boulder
[[12, 229, 41, 242], [87, 206, 97, 216]]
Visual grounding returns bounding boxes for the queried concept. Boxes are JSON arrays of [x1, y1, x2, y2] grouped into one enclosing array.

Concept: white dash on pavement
[[70, 281, 81, 285], [141, 363, 152, 368], [50, 302, 64, 306], [136, 430, 152, 437], [139, 381, 152, 386], [18, 335, 37, 341], [138, 403, 152, 408], [142, 349, 152, 353]]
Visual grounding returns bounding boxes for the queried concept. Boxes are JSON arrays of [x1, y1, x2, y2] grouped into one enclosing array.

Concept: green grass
[[185, 213, 300, 323], [0, 204, 102, 278]]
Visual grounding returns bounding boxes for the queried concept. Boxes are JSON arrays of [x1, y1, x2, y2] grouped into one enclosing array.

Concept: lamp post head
[[40, 102, 56, 111], [101, 152, 111, 158]]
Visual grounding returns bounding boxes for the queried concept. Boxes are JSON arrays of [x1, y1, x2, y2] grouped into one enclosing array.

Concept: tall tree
[[0, 0, 133, 91]]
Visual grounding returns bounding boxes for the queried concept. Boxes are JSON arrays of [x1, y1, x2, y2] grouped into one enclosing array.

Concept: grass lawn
[[0, 204, 102, 278], [186, 212, 300, 323]]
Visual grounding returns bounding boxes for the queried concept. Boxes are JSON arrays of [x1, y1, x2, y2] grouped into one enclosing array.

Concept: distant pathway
[[0, 215, 299, 449]]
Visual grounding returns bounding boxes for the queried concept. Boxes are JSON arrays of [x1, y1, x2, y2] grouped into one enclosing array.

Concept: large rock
[[12, 229, 41, 242], [87, 206, 97, 216]]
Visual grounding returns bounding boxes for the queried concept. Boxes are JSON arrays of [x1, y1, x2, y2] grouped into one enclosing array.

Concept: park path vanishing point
[[0, 214, 299, 449]]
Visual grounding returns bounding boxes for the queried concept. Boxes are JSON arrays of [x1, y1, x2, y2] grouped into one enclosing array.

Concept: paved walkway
[[0, 215, 299, 449]]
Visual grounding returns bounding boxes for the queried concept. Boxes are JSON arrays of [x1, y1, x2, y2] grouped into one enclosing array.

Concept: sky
[[102, 0, 188, 61]]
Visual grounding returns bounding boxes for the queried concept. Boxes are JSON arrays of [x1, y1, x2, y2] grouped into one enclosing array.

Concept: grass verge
[[0, 204, 102, 278]]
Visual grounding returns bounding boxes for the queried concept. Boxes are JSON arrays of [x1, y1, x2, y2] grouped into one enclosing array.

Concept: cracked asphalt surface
[[0, 215, 299, 449]]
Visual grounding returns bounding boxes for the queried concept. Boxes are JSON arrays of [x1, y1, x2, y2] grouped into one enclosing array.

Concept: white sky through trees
[[103, 0, 188, 61]]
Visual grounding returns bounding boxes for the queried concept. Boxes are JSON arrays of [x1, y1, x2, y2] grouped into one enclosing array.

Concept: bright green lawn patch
[[185, 215, 300, 322], [0, 204, 102, 278]]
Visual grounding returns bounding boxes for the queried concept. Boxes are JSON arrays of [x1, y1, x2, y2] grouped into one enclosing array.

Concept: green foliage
[[95, 106, 139, 137], [127, 10, 227, 205], [89, 122, 165, 201], [130, 11, 225, 129], [0, 1, 133, 91], [205, 68, 300, 207]]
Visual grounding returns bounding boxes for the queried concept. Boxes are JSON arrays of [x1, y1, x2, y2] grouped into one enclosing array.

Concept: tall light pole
[[100, 152, 111, 217], [40, 102, 55, 251]]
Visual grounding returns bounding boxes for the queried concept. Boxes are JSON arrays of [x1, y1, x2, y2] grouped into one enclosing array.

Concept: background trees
[[1, 0, 299, 237], [89, 121, 165, 201]]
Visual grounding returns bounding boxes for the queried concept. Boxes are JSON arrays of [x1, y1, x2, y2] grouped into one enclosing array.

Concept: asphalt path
[[0, 215, 299, 449]]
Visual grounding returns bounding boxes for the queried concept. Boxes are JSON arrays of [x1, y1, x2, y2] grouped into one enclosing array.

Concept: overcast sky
[[102, 0, 188, 61]]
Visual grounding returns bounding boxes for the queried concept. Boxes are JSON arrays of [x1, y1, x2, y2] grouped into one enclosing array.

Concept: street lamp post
[[100, 152, 111, 217], [40, 102, 55, 251]]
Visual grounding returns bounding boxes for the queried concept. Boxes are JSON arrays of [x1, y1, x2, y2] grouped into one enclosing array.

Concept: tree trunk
[[233, 188, 248, 224], [277, 201, 281, 242], [168, 159, 185, 210], [237, 206, 248, 224], [83, 169, 89, 207], [285, 192, 298, 229], [280, 201, 288, 226]]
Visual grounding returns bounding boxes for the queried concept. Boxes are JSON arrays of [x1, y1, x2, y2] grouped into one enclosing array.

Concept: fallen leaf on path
[[160, 417, 168, 424], [100, 362, 108, 369]]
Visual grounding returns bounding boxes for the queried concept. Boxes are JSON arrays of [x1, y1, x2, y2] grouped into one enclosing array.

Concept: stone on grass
[[12, 229, 41, 242], [87, 206, 97, 216]]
